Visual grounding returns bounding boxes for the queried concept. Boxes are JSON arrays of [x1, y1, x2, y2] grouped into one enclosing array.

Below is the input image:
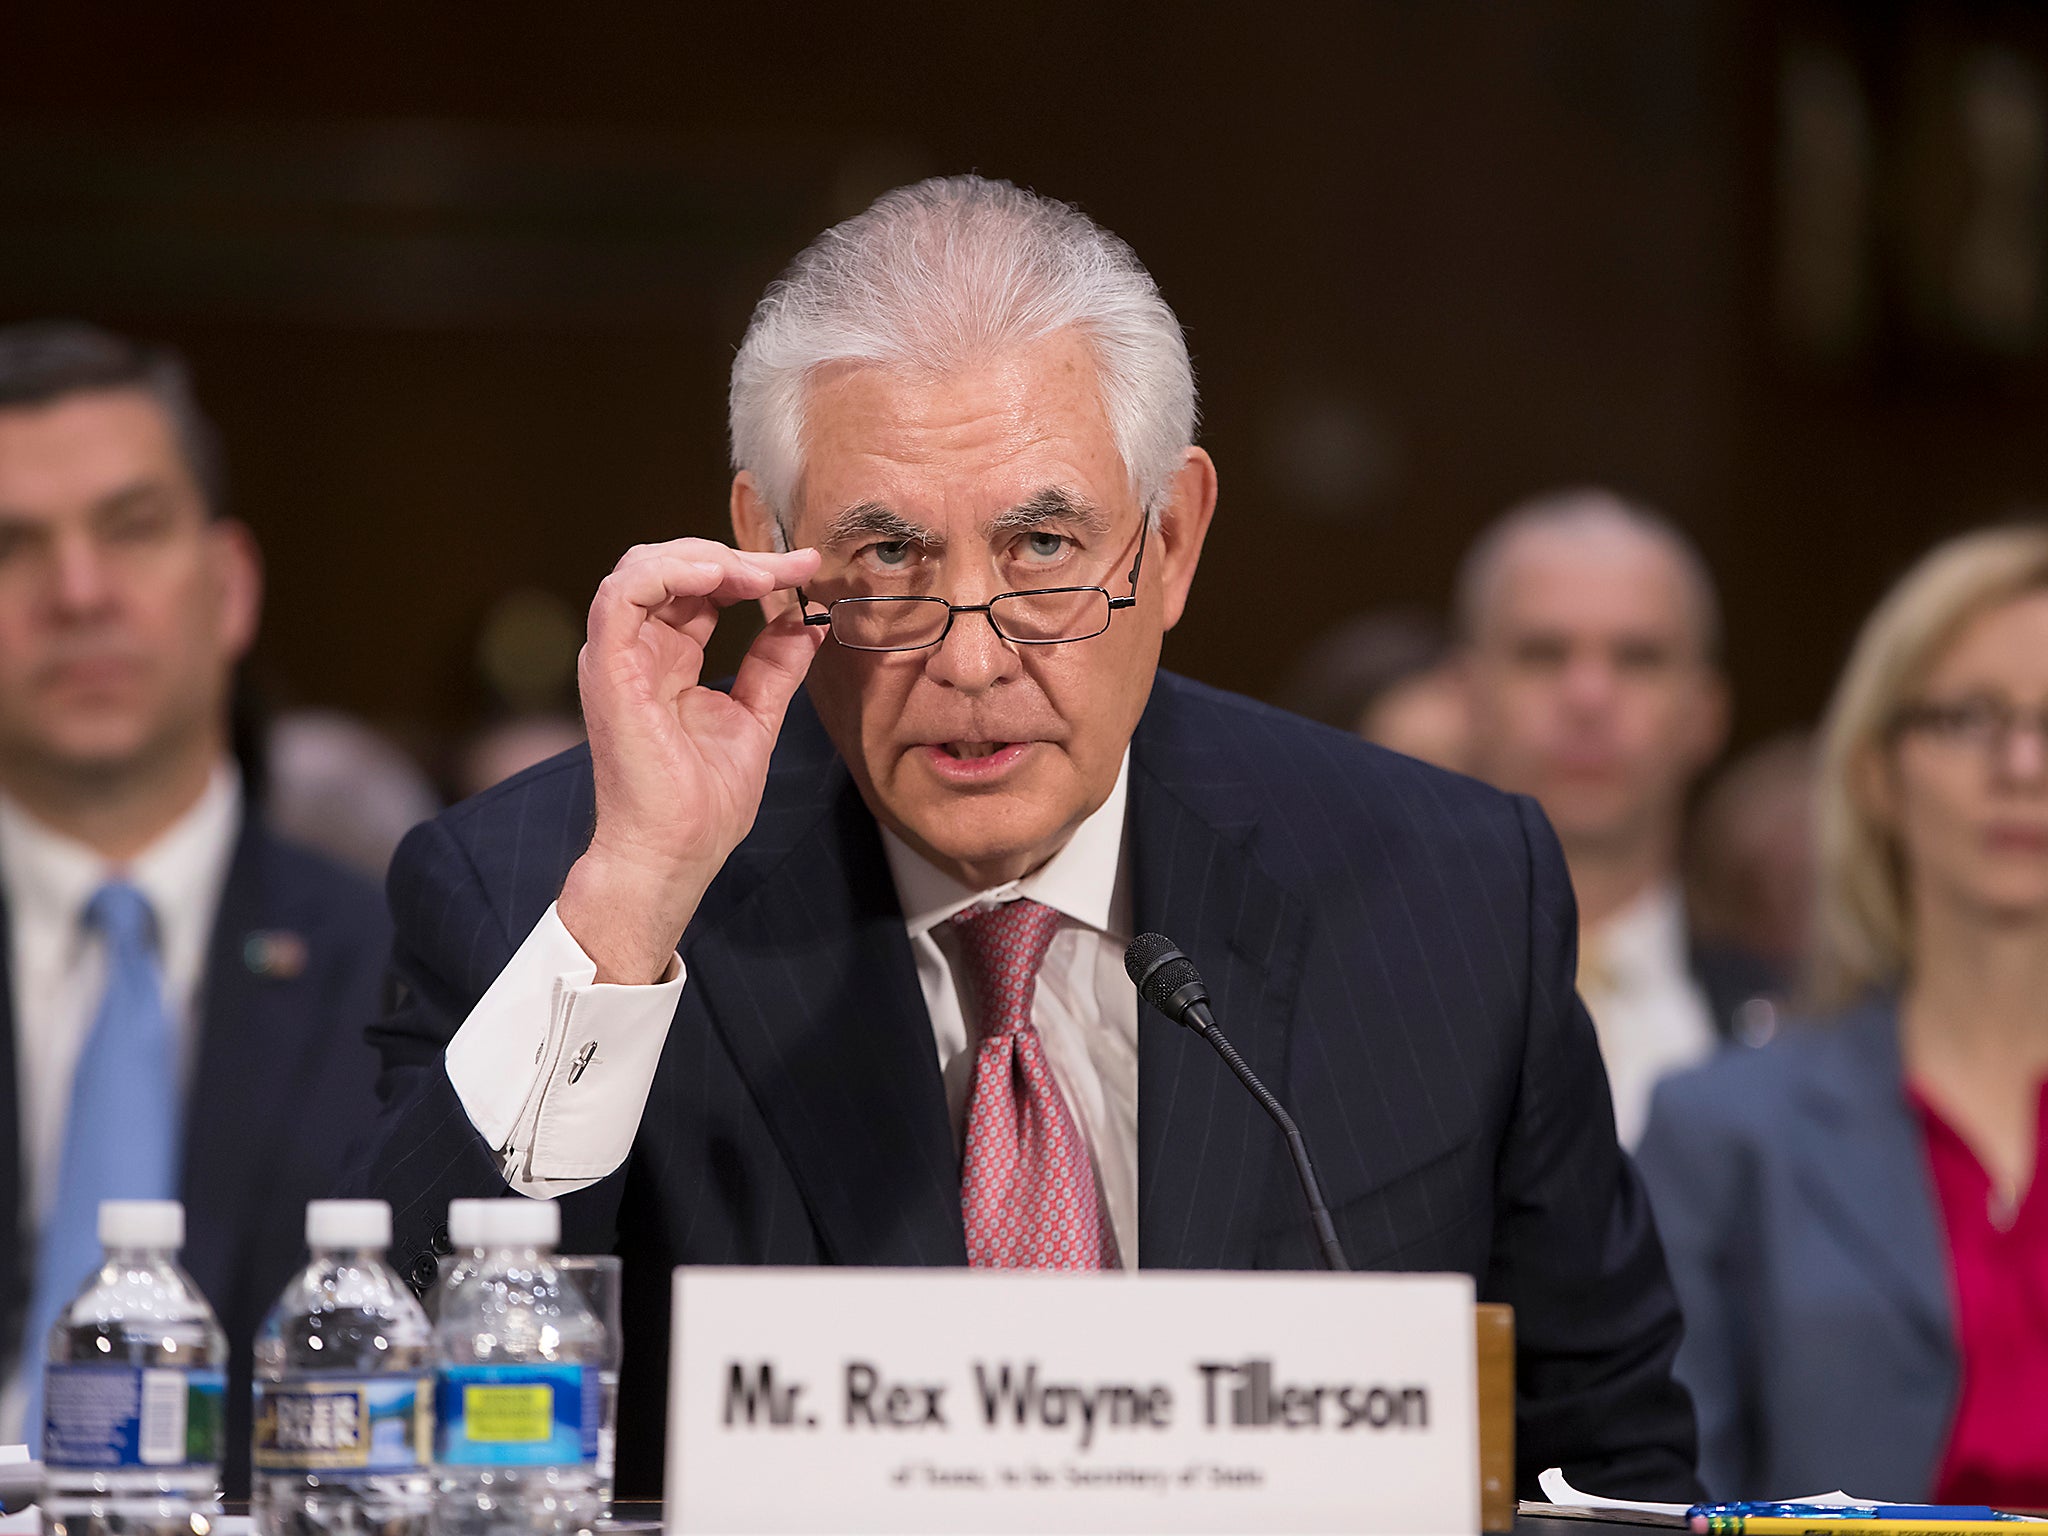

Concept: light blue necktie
[[20, 882, 179, 1453]]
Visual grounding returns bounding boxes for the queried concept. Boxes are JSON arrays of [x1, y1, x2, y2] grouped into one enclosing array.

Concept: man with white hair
[[349, 178, 1700, 1499], [1458, 492, 1760, 1148]]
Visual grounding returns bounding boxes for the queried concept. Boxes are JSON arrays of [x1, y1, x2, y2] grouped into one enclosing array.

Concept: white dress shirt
[[0, 761, 244, 1437], [443, 754, 1142, 1266], [1575, 879, 1717, 1150]]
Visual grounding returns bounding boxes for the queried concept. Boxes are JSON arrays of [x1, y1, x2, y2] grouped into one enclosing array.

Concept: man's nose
[[1559, 653, 1618, 713], [922, 598, 1022, 693], [48, 532, 114, 617]]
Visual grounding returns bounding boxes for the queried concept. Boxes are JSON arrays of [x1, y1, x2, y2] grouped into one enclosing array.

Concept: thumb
[[729, 609, 827, 738]]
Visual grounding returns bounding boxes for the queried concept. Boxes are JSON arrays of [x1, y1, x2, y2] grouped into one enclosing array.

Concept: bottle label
[[252, 1375, 432, 1472], [43, 1364, 226, 1470], [434, 1363, 597, 1467]]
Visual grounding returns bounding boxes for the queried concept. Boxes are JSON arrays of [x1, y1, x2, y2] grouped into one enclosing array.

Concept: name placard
[[665, 1267, 1478, 1534]]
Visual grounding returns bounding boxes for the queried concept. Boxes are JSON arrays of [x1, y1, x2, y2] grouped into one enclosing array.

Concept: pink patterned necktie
[[950, 898, 1116, 1268]]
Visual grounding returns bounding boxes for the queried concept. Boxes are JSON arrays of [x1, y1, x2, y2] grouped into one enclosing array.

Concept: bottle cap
[[99, 1199, 183, 1249], [448, 1197, 559, 1250], [447, 1198, 492, 1249], [306, 1199, 391, 1250]]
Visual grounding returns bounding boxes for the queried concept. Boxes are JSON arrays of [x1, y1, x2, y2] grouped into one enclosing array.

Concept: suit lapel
[[180, 821, 314, 1315], [1791, 1002, 1952, 1352], [682, 700, 965, 1267], [0, 893, 23, 1361], [691, 679, 1319, 1272], [1128, 681, 1311, 1269]]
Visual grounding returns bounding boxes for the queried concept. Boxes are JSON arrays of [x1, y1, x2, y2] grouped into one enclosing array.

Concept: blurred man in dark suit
[[0, 323, 388, 1490], [1458, 491, 1777, 1149], [1280, 609, 1472, 772], [348, 177, 1700, 1500]]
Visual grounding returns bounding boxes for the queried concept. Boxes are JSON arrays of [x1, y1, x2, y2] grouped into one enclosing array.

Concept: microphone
[[1124, 934, 1350, 1272]]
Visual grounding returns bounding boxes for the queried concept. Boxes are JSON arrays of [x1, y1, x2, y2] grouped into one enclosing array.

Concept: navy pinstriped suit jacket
[[348, 670, 1699, 1500]]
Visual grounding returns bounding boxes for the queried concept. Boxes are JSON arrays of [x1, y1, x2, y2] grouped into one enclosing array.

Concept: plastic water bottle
[[250, 1200, 433, 1536], [39, 1199, 227, 1536], [432, 1199, 602, 1536]]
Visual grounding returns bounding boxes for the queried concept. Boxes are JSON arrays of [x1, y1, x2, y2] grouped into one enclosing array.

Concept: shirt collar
[[1586, 878, 1690, 990], [881, 750, 1131, 939], [0, 761, 243, 944]]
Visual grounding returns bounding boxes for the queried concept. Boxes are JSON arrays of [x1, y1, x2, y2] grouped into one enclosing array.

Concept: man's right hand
[[557, 539, 824, 984]]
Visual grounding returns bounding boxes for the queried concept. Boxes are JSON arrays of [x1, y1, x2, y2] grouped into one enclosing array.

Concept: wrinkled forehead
[[784, 338, 1133, 543]]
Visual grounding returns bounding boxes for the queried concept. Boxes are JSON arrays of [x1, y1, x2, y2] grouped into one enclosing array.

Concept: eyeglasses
[[797, 516, 1148, 653], [1892, 696, 2048, 754]]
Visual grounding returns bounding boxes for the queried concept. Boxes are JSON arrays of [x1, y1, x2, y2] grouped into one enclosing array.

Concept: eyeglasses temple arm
[[1108, 515, 1149, 610], [796, 587, 834, 626]]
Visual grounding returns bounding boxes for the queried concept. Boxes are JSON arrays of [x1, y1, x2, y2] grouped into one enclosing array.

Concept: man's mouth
[[40, 655, 143, 691], [919, 740, 1034, 782]]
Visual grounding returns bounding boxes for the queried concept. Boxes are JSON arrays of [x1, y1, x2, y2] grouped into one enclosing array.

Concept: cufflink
[[567, 1041, 599, 1083]]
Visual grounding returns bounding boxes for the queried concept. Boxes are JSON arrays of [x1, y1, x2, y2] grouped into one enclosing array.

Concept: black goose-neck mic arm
[[1124, 933, 1350, 1272]]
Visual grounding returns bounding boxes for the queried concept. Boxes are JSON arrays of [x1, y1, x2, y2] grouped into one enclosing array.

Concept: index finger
[[606, 544, 820, 613], [588, 547, 818, 662]]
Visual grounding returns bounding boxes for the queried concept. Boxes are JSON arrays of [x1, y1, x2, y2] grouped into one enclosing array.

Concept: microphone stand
[[1181, 1010, 1351, 1273]]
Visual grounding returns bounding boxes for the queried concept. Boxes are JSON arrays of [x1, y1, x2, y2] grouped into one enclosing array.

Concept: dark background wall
[[2, 1, 2044, 765]]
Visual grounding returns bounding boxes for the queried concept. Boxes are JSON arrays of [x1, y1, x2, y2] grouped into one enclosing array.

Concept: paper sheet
[[1536, 1468, 1878, 1518], [1537, 1468, 1695, 1518]]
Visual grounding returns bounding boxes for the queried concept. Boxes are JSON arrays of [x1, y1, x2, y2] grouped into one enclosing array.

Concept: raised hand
[[557, 539, 824, 983]]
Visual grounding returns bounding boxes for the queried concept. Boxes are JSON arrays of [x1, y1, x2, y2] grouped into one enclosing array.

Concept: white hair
[[729, 175, 1197, 532]]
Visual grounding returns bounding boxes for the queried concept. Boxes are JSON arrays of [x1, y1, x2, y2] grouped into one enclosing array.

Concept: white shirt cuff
[[443, 902, 684, 1194]]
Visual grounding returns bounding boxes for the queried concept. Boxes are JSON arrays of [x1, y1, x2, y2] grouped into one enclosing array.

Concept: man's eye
[[101, 507, 174, 543], [1019, 531, 1070, 561], [1512, 637, 1570, 670], [1614, 641, 1674, 674], [863, 540, 914, 569]]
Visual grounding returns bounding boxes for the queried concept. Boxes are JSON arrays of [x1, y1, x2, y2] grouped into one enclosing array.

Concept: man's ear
[[1153, 446, 1218, 633], [730, 471, 797, 624], [209, 519, 264, 664]]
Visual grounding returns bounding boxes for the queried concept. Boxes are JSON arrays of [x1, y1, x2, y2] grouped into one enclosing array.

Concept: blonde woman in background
[[1637, 523, 2048, 1502]]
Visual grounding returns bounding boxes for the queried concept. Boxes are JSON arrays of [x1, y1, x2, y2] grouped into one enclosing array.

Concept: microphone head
[[1123, 932, 1179, 989], [1124, 932, 1209, 1025]]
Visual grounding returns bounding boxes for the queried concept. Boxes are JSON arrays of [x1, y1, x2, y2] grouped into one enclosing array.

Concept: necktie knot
[[84, 881, 157, 956], [948, 898, 1062, 1043]]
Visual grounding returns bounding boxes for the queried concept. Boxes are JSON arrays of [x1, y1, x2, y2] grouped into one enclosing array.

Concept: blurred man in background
[[1685, 730, 1816, 1039], [0, 323, 387, 1490], [1279, 609, 1470, 771], [266, 707, 442, 880], [1459, 489, 1761, 1146], [454, 713, 587, 799]]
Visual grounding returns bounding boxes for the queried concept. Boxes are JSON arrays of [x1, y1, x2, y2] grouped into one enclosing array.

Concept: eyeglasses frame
[[795, 513, 1149, 653], [1891, 696, 2048, 755]]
